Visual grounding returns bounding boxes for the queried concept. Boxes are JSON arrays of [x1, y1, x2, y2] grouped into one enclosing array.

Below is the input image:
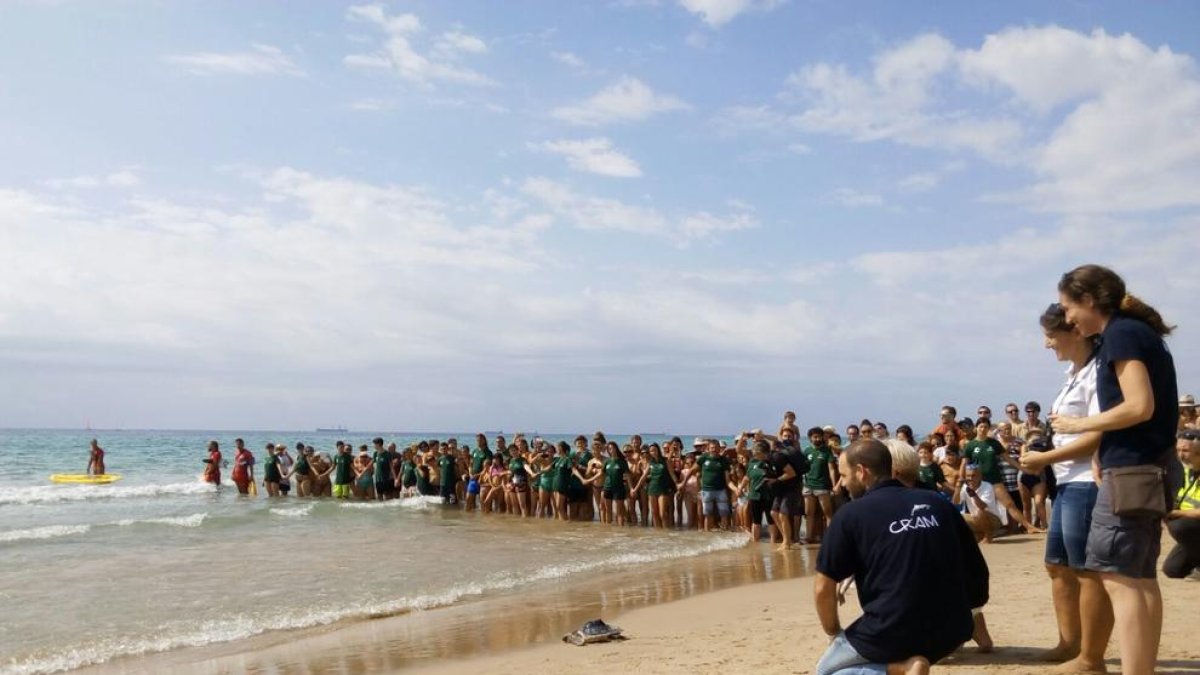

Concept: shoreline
[[417, 534, 1200, 675], [62, 534, 1200, 675], [73, 539, 819, 675]]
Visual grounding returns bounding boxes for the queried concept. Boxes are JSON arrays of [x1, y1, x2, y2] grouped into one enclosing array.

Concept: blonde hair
[[884, 439, 919, 486]]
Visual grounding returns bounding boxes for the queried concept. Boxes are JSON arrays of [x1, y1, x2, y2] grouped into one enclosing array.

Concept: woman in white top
[[1020, 304, 1114, 670]]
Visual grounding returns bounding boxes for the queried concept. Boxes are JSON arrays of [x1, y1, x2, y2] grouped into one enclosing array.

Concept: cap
[[1179, 394, 1196, 408], [1178, 428, 1200, 442], [692, 436, 706, 447], [822, 425, 836, 434]]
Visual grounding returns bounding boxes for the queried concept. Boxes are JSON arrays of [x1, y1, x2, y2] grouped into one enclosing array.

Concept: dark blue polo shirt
[[817, 480, 988, 664], [1096, 314, 1178, 469]]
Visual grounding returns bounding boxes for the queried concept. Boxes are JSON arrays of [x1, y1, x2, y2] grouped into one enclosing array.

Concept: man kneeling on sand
[[814, 440, 990, 674]]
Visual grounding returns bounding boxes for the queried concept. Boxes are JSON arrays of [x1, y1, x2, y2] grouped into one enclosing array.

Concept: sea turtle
[[562, 619, 625, 646]]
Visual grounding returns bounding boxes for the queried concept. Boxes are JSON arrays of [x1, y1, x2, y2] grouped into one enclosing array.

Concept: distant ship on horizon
[[315, 426, 348, 433]]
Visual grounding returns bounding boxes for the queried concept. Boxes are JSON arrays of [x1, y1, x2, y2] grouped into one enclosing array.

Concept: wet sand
[[75, 534, 1200, 675], [77, 542, 820, 674], [422, 534, 1200, 675]]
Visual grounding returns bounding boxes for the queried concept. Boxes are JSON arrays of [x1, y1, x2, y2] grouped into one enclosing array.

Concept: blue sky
[[1, 0, 1197, 433]]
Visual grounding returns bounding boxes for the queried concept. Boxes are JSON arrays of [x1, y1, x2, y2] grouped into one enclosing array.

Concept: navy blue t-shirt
[[1096, 314, 1178, 469], [816, 480, 988, 664]]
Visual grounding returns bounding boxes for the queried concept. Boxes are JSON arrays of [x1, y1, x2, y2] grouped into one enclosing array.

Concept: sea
[[0, 429, 814, 675]]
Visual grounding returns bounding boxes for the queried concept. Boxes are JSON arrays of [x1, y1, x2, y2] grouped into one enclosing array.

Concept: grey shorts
[[1084, 470, 1162, 579], [803, 486, 832, 497]]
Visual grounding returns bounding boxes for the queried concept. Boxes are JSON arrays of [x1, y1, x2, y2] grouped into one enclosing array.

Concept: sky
[[1, 0, 1198, 434]]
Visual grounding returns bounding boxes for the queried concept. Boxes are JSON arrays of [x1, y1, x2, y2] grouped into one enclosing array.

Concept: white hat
[[1180, 394, 1196, 408], [692, 436, 706, 447]]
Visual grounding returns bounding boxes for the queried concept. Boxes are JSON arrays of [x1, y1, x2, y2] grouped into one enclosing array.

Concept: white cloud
[[552, 51, 586, 68], [787, 143, 812, 155], [163, 44, 304, 77], [832, 188, 883, 207], [535, 138, 643, 177], [520, 177, 755, 243], [344, 4, 495, 87], [958, 26, 1200, 213], [897, 172, 938, 193], [434, 31, 488, 57], [678, 0, 784, 27], [787, 34, 1023, 161], [711, 105, 789, 134], [551, 77, 688, 126], [784, 26, 1200, 213], [44, 170, 141, 190]]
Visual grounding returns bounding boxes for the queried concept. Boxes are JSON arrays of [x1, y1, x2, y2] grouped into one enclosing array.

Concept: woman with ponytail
[[1051, 264, 1178, 675]]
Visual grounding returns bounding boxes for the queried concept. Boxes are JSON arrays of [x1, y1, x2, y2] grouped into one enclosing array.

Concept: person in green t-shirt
[[371, 438, 392, 501], [738, 440, 778, 542], [632, 443, 680, 528], [550, 442, 576, 521], [802, 427, 837, 543], [965, 419, 1042, 533], [437, 447, 459, 504], [398, 450, 418, 498], [331, 444, 354, 499], [697, 439, 734, 532], [465, 434, 493, 512], [578, 442, 630, 525], [916, 443, 948, 494], [262, 444, 282, 497]]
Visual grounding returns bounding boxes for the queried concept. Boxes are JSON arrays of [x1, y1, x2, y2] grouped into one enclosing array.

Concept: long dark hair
[[1058, 264, 1173, 336]]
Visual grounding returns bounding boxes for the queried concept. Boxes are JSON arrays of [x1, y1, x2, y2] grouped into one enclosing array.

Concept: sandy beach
[[419, 534, 1200, 675]]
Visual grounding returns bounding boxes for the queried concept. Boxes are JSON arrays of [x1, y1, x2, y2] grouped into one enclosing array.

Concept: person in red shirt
[[230, 438, 255, 494], [203, 440, 222, 485]]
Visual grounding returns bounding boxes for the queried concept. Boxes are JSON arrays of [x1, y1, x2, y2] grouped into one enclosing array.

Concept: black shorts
[[1020, 472, 1042, 488], [375, 481, 391, 495], [602, 487, 627, 501], [750, 497, 774, 527], [439, 483, 455, 498], [772, 490, 803, 516], [279, 481, 291, 494]]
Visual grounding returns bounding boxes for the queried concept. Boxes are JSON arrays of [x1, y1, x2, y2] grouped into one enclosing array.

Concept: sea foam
[[0, 482, 217, 506]]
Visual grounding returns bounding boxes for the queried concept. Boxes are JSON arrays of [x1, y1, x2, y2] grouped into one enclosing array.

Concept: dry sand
[[422, 535, 1200, 675]]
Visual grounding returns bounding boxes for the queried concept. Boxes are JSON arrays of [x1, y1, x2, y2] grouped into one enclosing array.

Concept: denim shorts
[[816, 632, 886, 675], [1084, 470, 1162, 579], [700, 489, 730, 517], [1045, 481, 1098, 569]]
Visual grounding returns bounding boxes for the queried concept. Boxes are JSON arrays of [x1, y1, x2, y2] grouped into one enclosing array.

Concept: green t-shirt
[[746, 457, 771, 500], [917, 462, 946, 488], [645, 459, 671, 496], [332, 452, 353, 485], [293, 455, 310, 476], [470, 448, 492, 475], [803, 446, 833, 490], [603, 458, 628, 491], [372, 451, 391, 481], [401, 459, 417, 484], [964, 439, 1004, 483], [698, 454, 730, 491], [508, 457, 527, 478], [438, 454, 457, 487], [263, 455, 281, 482], [551, 455, 573, 492]]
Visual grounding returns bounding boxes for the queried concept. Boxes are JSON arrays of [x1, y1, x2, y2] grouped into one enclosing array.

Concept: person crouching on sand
[[814, 440, 989, 675]]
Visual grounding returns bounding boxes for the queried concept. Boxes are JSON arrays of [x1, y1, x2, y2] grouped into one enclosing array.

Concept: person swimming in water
[[87, 439, 105, 476]]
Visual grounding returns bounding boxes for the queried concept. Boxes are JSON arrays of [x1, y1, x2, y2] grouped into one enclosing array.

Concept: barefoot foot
[[1049, 656, 1107, 674], [1035, 644, 1080, 662], [887, 656, 930, 675]]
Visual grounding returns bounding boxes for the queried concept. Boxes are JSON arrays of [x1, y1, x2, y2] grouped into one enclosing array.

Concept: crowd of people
[[182, 264, 1195, 675]]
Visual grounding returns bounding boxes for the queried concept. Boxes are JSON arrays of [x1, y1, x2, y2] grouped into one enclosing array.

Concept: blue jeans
[[700, 489, 730, 517], [1045, 481, 1098, 569], [817, 633, 886, 675]]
